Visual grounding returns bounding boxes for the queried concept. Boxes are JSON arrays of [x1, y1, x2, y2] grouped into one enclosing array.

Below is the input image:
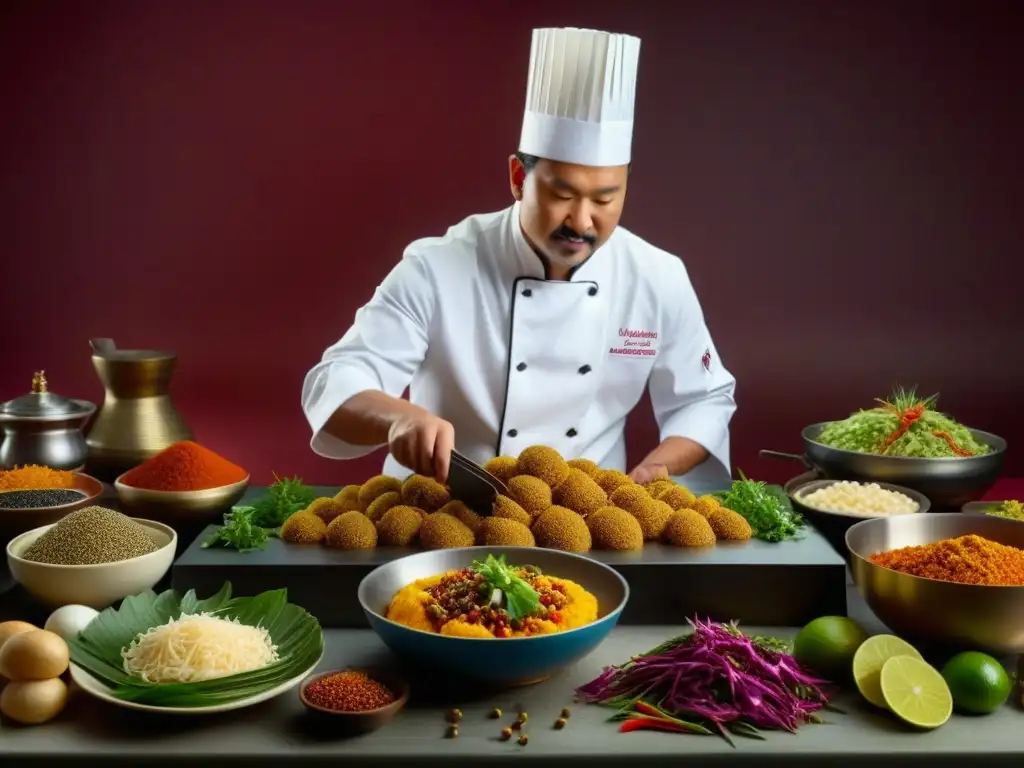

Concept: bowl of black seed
[[0, 472, 104, 548], [5, 505, 177, 609]]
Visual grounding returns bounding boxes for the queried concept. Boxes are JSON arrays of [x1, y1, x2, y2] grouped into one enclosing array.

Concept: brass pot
[[84, 338, 194, 482], [0, 371, 96, 471]]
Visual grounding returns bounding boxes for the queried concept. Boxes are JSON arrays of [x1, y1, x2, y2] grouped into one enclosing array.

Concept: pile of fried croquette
[[278, 445, 752, 552]]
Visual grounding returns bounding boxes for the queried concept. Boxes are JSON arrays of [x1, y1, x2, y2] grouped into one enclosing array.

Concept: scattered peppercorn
[[518, 733, 529, 746], [446, 724, 459, 739], [499, 727, 513, 741], [303, 670, 396, 712], [511, 719, 524, 730], [446, 707, 463, 723], [488, 707, 502, 719], [554, 717, 567, 729], [518, 711, 528, 722], [561, 707, 571, 718]]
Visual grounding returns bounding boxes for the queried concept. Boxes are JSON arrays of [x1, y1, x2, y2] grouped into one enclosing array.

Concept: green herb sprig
[[715, 471, 804, 543], [471, 554, 541, 621], [202, 506, 270, 552], [202, 474, 315, 552], [249, 474, 315, 528]]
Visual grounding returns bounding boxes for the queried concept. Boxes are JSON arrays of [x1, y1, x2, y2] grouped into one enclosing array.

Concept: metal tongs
[[447, 450, 509, 516]]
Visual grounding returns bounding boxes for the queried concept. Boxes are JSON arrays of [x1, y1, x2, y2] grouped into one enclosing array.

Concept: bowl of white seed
[[5, 505, 176, 609]]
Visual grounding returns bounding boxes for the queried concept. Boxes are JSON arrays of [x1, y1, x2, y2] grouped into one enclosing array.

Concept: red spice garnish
[[120, 441, 247, 491], [304, 671, 395, 712], [548, 611, 562, 624], [931, 431, 974, 457]]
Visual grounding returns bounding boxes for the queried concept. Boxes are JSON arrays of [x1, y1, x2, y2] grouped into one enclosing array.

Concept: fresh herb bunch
[[202, 474, 315, 552], [716, 472, 804, 543], [249, 474, 315, 528], [203, 506, 270, 553], [471, 554, 541, 621]]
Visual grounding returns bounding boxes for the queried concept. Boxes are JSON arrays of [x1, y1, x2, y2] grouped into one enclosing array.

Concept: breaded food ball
[[377, 505, 423, 546], [630, 499, 674, 541], [507, 475, 552, 516], [692, 495, 721, 518], [532, 506, 592, 553], [366, 491, 401, 523], [478, 516, 535, 547], [516, 445, 570, 488], [419, 512, 476, 550], [325, 510, 378, 549], [663, 510, 716, 548], [493, 495, 533, 527], [707, 507, 753, 541], [595, 469, 633, 496], [645, 480, 674, 500], [334, 485, 364, 511], [306, 497, 346, 525], [587, 506, 644, 551], [437, 500, 482, 533], [483, 456, 518, 483], [553, 469, 608, 517], [401, 474, 451, 511], [280, 511, 327, 544], [610, 484, 653, 516], [567, 458, 600, 478], [658, 485, 697, 510], [358, 475, 403, 509]]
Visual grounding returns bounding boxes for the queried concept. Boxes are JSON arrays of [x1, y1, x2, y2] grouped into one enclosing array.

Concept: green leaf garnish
[[715, 471, 804, 543], [471, 553, 541, 621], [203, 506, 270, 552], [65, 583, 323, 707]]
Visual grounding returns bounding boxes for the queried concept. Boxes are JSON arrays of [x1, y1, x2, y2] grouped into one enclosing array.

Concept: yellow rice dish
[[385, 555, 598, 638]]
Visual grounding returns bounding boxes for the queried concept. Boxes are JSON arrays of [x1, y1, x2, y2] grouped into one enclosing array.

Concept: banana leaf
[[66, 582, 323, 707]]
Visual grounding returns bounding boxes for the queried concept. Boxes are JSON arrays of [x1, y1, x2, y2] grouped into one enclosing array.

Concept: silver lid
[[0, 371, 94, 418]]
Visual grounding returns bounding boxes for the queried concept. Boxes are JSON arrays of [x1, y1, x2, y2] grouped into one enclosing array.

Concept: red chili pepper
[[619, 717, 693, 734], [931, 430, 974, 456], [634, 701, 664, 718]]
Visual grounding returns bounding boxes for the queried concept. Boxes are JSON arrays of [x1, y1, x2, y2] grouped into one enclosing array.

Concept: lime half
[[853, 634, 924, 708], [880, 655, 953, 729]]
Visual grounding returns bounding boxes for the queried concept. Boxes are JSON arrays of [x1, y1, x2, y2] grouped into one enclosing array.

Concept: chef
[[302, 27, 737, 492]]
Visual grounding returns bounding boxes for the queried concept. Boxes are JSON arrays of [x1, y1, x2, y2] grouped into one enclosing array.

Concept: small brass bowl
[[113, 474, 250, 528], [0, 472, 105, 546], [299, 668, 409, 735]]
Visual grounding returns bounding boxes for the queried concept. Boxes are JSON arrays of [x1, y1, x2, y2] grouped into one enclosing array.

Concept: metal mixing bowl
[[764, 425, 1006, 509], [358, 546, 629, 687], [847, 513, 1024, 655]]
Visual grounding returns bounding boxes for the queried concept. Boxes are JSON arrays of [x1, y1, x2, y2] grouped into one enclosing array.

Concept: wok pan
[[762, 422, 1007, 509]]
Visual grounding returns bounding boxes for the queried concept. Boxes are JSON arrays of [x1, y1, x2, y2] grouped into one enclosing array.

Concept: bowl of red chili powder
[[299, 668, 409, 734], [114, 441, 249, 526]]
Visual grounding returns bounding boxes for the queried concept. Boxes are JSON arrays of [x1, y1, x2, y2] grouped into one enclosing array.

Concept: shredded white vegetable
[[798, 481, 919, 517], [121, 612, 279, 683]]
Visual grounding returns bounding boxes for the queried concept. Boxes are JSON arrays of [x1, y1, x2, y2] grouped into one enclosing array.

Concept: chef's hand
[[628, 462, 670, 486], [387, 409, 455, 483]]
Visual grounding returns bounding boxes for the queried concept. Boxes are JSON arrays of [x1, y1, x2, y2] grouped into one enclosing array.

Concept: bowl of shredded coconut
[[788, 478, 930, 556]]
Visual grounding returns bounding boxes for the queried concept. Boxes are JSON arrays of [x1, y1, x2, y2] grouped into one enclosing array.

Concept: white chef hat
[[518, 27, 641, 168]]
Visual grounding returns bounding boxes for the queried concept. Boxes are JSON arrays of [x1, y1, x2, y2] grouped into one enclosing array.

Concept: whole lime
[[793, 616, 868, 678], [940, 651, 1011, 714]]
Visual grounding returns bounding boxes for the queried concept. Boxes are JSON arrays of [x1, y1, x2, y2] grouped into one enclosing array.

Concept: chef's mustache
[[551, 226, 597, 246]]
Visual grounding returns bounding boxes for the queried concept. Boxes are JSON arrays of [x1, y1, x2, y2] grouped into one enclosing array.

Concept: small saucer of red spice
[[299, 668, 409, 735], [114, 441, 250, 522]]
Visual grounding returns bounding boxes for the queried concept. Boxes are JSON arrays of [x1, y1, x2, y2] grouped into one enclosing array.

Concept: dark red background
[[2, 1, 1021, 487]]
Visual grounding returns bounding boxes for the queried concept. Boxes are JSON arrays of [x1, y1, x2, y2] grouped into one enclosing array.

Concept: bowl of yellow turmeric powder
[[848, 512, 1024, 655]]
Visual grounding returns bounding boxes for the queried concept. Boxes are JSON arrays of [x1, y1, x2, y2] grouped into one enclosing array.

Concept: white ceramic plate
[[69, 652, 323, 715]]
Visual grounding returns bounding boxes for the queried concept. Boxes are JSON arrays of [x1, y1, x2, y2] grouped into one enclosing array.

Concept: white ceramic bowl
[[5, 518, 177, 610]]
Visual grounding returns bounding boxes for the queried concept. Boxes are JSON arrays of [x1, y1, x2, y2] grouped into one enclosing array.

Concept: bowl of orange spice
[[114, 441, 249, 529], [299, 668, 409, 735], [848, 512, 1024, 656]]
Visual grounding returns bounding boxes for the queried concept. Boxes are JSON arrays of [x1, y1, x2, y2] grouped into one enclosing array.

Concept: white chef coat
[[302, 202, 737, 491]]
